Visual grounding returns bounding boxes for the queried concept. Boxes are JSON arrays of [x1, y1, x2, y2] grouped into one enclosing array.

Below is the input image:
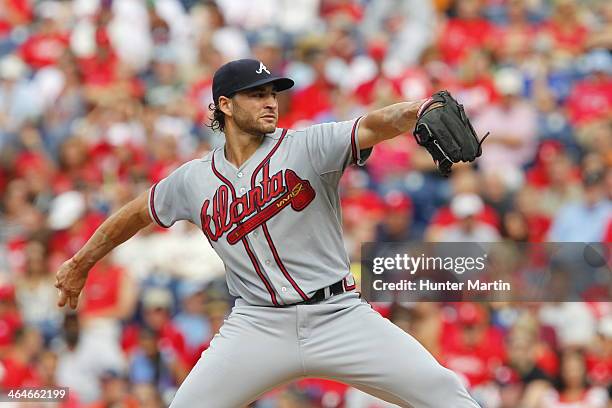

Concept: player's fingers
[[57, 290, 67, 308], [69, 294, 79, 310]]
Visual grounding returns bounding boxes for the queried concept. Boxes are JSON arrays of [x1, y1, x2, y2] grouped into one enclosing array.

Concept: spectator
[[18, 4, 69, 70], [36, 350, 81, 406], [441, 303, 505, 388], [374, 191, 414, 243], [0, 55, 41, 141], [172, 280, 211, 361], [87, 369, 139, 408], [492, 0, 538, 64], [15, 239, 63, 342], [0, 326, 42, 389], [437, 0, 495, 66], [565, 49, 612, 127], [474, 67, 537, 178], [548, 170, 611, 242], [122, 287, 189, 375], [132, 383, 165, 408], [360, 0, 435, 69], [128, 326, 185, 404], [540, 0, 589, 58], [80, 257, 137, 341], [436, 193, 501, 242], [54, 312, 126, 403], [538, 348, 609, 408], [0, 285, 22, 354]]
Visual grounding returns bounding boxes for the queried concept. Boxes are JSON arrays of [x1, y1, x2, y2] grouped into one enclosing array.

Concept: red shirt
[[188, 77, 213, 123], [287, 80, 333, 124], [365, 136, 415, 183], [81, 264, 124, 316], [19, 32, 69, 69], [441, 323, 506, 387], [525, 214, 552, 243], [122, 322, 188, 365], [0, 167, 5, 196], [586, 352, 611, 386], [565, 78, 612, 125], [0, 356, 39, 389], [438, 19, 495, 65], [49, 213, 105, 258], [493, 23, 539, 58], [542, 21, 589, 55], [13, 151, 51, 178], [453, 76, 499, 115], [0, 0, 33, 37], [0, 311, 22, 348], [353, 76, 402, 106], [78, 52, 119, 87], [341, 190, 385, 226]]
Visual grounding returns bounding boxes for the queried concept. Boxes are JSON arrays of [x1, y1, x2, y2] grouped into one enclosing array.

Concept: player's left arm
[[357, 100, 426, 150]]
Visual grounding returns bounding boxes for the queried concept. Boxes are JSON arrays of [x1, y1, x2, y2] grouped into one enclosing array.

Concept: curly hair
[[206, 102, 226, 132]]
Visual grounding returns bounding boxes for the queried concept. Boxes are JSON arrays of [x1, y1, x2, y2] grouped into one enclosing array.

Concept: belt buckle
[[323, 286, 331, 299]]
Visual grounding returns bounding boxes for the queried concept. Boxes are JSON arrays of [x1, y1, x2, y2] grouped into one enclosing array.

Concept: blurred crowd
[[0, 0, 610, 406]]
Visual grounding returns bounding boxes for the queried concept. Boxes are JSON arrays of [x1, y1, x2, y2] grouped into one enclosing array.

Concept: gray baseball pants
[[169, 292, 480, 408]]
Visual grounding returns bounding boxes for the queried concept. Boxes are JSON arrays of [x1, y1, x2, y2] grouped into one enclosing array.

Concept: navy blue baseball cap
[[212, 59, 294, 105]]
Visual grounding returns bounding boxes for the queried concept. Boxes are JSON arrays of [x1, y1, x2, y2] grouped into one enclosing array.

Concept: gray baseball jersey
[[148, 118, 367, 306]]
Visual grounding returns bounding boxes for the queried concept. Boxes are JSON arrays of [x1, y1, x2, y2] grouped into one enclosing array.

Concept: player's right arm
[[55, 190, 153, 310]]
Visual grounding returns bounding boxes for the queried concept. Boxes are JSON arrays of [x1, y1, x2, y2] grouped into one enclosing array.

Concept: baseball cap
[[450, 193, 484, 218], [48, 191, 86, 230], [457, 303, 486, 325], [383, 190, 412, 212], [212, 59, 294, 105], [494, 67, 523, 96], [142, 287, 173, 310]]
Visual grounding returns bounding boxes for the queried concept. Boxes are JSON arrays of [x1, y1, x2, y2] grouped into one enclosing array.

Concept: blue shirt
[[548, 200, 611, 242]]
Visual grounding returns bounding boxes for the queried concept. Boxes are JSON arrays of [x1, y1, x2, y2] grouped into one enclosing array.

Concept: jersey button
[[240, 187, 246, 194], [281, 287, 287, 292], [253, 231, 259, 237], [237, 172, 243, 178], [265, 259, 271, 265]]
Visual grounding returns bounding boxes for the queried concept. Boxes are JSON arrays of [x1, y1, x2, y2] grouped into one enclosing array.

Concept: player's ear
[[218, 96, 233, 117]]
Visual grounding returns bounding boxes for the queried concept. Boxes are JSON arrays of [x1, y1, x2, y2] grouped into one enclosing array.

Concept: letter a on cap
[[256, 62, 271, 75]]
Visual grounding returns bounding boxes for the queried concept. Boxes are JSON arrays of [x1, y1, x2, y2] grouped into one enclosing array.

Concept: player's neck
[[223, 128, 265, 168]]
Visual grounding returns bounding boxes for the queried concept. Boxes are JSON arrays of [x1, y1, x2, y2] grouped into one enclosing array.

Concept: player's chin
[[258, 118, 277, 133]]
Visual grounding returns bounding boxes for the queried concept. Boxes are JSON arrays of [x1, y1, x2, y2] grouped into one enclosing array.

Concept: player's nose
[[264, 96, 277, 110], [262, 90, 278, 107]]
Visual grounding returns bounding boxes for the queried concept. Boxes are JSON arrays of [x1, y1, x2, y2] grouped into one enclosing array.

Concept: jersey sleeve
[[303, 117, 373, 176], [148, 162, 193, 228]]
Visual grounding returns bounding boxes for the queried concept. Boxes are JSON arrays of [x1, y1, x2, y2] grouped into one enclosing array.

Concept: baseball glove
[[413, 90, 489, 176]]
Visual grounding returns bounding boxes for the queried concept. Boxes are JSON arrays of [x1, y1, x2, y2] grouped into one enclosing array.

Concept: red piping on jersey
[[250, 129, 310, 302], [350, 117, 362, 165], [211, 152, 280, 307], [250, 129, 289, 183], [149, 183, 171, 228], [261, 224, 309, 301]]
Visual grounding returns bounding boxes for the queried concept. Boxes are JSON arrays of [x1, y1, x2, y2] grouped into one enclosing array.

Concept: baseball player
[[55, 59, 484, 407]]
